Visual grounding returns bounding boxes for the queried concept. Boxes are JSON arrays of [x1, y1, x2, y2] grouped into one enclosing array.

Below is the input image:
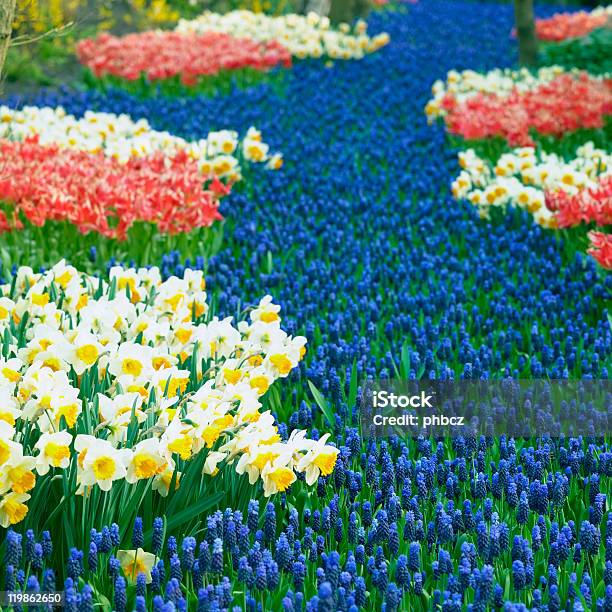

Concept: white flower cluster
[[451, 142, 611, 227], [0, 261, 338, 528], [0, 105, 283, 180], [424, 65, 608, 122], [591, 5, 612, 17], [176, 10, 390, 60]]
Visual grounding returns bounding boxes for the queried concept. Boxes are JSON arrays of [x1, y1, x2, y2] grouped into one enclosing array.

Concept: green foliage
[[82, 65, 289, 98], [0, 216, 225, 273], [447, 119, 612, 166], [3, 36, 75, 87], [539, 27, 612, 75]]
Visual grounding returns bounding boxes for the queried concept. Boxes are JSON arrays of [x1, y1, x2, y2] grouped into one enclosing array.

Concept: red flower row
[[588, 231, 612, 269], [442, 73, 612, 146], [546, 175, 612, 229], [0, 138, 226, 239], [544, 176, 611, 270], [76, 31, 292, 85], [535, 10, 609, 42]]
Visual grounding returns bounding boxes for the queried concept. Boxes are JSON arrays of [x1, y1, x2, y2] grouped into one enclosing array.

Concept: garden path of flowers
[[2, 1, 612, 610]]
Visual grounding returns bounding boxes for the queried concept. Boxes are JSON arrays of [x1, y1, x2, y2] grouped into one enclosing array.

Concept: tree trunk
[[329, 0, 353, 24], [0, 0, 16, 81], [329, 0, 368, 25], [514, 0, 538, 67]]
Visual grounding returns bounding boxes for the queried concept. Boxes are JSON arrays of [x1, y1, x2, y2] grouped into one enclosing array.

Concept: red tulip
[[546, 175, 612, 229], [443, 73, 611, 146], [0, 138, 224, 239], [535, 10, 609, 42], [587, 231, 612, 269], [76, 31, 292, 83]]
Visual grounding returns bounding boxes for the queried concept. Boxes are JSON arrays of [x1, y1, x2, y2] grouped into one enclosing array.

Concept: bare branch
[[10, 21, 74, 47]]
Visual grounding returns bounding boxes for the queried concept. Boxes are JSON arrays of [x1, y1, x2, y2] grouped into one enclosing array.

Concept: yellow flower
[[31, 293, 49, 307], [203, 451, 227, 475], [77, 344, 98, 363], [117, 548, 156, 583], [250, 295, 281, 323], [152, 467, 180, 497], [223, 368, 242, 384], [70, 331, 104, 374], [269, 354, 292, 375], [75, 435, 130, 491], [123, 358, 143, 376], [0, 492, 30, 527], [34, 431, 72, 474], [313, 452, 337, 476], [261, 458, 296, 496], [297, 433, 339, 485], [56, 402, 80, 428], [175, 326, 193, 345], [249, 374, 270, 395], [5, 456, 37, 494], [0, 422, 18, 466], [1, 365, 21, 383], [109, 343, 153, 379], [153, 356, 175, 371], [0, 391, 19, 426], [0, 260, 334, 508], [167, 435, 193, 460], [126, 438, 168, 483]]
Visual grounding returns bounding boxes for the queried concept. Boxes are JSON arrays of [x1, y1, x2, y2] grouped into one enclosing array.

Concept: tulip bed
[[76, 31, 292, 96], [427, 63, 612, 271], [425, 66, 612, 146], [535, 6, 611, 43], [0, 105, 281, 268], [1, 1, 612, 611], [535, 6, 612, 75], [77, 11, 390, 97]]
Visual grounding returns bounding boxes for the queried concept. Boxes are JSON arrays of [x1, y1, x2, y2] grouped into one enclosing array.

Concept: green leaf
[[348, 358, 358, 409], [400, 342, 411, 379], [160, 491, 225, 535], [307, 380, 335, 428], [95, 593, 113, 612]]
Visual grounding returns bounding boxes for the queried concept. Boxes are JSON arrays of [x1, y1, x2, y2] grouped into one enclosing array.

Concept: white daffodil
[[117, 548, 157, 583], [176, 10, 389, 61], [296, 433, 339, 485], [125, 438, 168, 483], [75, 435, 131, 491], [34, 431, 73, 475]]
